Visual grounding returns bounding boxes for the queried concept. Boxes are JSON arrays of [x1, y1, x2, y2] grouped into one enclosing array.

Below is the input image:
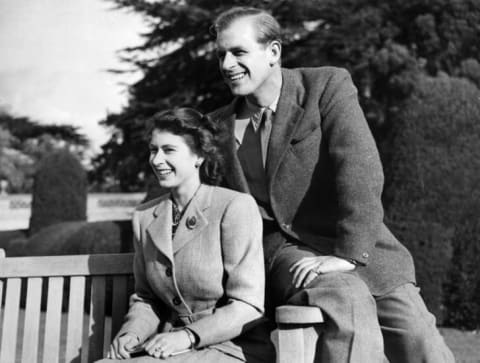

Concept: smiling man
[[209, 6, 454, 363]]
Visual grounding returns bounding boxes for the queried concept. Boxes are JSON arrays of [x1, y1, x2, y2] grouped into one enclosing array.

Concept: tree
[[0, 111, 89, 192], [95, 0, 480, 191], [29, 149, 88, 235]]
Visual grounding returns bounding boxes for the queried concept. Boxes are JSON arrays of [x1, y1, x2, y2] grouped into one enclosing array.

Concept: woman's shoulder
[[209, 185, 254, 203], [206, 186, 258, 214], [134, 193, 169, 213]]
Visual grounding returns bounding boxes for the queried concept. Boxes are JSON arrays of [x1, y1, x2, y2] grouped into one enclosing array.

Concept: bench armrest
[[275, 305, 324, 325]]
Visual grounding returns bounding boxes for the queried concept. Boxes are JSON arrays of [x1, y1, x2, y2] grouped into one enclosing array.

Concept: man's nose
[[222, 52, 236, 69]]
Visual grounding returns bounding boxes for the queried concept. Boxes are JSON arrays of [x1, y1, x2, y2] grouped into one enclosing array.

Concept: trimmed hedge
[[29, 149, 87, 235], [7, 220, 133, 257], [383, 73, 480, 326]]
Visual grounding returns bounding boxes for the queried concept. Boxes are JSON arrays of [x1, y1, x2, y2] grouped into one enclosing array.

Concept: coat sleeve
[[186, 193, 265, 348], [320, 68, 385, 265], [116, 210, 164, 342]]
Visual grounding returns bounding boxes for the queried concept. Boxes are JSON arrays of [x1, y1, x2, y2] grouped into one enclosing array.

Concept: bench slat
[[21, 277, 42, 363], [0, 253, 134, 278], [111, 276, 129, 339], [0, 277, 21, 363], [42, 277, 64, 363], [65, 276, 86, 363], [88, 276, 106, 362]]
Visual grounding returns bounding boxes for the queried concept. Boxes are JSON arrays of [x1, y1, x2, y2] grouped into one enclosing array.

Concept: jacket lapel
[[172, 184, 211, 254], [147, 197, 174, 263], [217, 99, 250, 193], [266, 69, 305, 181]]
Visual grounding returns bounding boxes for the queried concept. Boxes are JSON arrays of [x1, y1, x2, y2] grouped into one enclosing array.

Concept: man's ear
[[269, 40, 282, 66]]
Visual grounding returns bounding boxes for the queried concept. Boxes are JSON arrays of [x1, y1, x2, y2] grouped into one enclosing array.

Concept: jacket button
[[172, 296, 181, 305], [362, 252, 369, 258], [165, 268, 172, 277], [281, 223, 291, 230], [186, 216, 196, 229]]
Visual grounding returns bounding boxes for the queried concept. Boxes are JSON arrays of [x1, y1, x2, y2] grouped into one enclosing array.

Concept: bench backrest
[[0, 250, 134, 363]]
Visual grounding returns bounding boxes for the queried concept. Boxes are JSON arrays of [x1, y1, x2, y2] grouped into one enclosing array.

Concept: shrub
[[0, 229, 27, 252], [387, 219, 453, 321], [383, 73, 480, 324], [23, 221, 130, 256], [444, 204, 480, 329], [29, 149, 87, 235]]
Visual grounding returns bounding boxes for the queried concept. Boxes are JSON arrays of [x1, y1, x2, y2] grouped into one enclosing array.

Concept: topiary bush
[[383, 73, 480, 324], [29, 149, 87, 235], [21, 220, 130, 256]]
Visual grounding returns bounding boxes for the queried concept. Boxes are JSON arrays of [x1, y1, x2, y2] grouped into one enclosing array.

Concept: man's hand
[[289, 255, 356, 288]]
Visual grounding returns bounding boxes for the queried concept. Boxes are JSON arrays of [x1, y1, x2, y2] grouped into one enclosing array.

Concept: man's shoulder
[[284, 66, 351, 85]]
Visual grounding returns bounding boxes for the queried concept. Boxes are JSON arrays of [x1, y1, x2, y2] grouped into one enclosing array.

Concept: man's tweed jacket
[[209, 67, 415, 296]]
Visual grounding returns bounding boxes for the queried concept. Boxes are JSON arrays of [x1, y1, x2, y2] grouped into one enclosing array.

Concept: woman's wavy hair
[[145, 108, 224, 185]]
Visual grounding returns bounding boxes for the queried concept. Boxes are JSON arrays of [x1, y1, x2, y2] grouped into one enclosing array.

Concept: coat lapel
[[147, 197, 174, 263], [217, 99, 250, 193], [266, 69, 305, 181], [172, 184, 211, 254]]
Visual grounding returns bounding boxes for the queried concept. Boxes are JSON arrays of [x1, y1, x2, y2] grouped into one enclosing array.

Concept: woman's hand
[[143, 330, 192, 359], [289, 255, 356, 288], [107, 333, 140, 359]]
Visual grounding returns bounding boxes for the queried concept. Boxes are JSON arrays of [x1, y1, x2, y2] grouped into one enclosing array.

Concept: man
[[208, 6, 454, 363]]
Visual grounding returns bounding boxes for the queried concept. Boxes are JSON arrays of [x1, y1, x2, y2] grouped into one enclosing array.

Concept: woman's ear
[[195, 157, 205, 168]]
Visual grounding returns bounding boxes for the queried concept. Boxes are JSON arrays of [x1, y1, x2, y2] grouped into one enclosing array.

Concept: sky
[[0, 0, 148, 153]]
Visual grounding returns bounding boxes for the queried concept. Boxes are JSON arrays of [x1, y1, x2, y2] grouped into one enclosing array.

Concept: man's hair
[[210, 7, 282, 45]]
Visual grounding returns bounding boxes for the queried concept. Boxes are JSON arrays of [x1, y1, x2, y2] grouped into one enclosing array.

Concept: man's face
[[215, 17, 279, 98]]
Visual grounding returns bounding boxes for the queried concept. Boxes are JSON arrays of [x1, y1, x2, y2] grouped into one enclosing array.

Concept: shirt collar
[[234, 93, 280, 144]]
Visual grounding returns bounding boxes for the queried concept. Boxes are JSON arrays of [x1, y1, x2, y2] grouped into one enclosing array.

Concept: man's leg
[[376, 283, 455, 363], [269, 243, 384, 363]]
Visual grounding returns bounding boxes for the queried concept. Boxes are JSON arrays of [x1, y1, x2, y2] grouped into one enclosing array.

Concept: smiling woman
[[97, 108, 275, 363]]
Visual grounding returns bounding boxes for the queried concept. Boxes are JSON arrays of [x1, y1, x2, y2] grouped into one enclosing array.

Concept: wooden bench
[[0, 250, 323, 363]]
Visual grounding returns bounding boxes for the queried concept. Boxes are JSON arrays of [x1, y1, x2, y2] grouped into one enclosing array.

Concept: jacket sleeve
[[320, 68, 384, 265], [186, 193, 265, 347], [116, 210, 164, 342]]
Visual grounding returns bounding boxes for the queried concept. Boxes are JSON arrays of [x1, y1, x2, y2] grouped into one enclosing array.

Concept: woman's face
[[149, 129, 203, 193]]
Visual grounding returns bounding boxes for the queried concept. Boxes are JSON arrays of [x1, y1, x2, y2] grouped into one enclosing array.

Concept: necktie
[[236, 108, 273, 218], [259, 108, 272, 167]]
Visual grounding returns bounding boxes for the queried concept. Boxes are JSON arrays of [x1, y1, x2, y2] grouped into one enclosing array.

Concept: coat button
[[172, 296, 181, 305], [362, 252, 369, 258], [186, 216, 196, 229], [281, 223, 291, 230], [165, 268, 172, 277]]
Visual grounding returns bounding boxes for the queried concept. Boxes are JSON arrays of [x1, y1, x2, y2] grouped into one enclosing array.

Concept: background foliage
[[0, 111, 88, 193], [91, 0, 480, 192]]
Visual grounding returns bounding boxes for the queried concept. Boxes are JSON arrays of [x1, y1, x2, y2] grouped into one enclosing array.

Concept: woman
[[98, 108, 274, 362]]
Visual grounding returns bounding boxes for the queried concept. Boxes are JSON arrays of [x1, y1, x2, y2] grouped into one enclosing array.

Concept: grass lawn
[[440, 327, 480, 363]]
